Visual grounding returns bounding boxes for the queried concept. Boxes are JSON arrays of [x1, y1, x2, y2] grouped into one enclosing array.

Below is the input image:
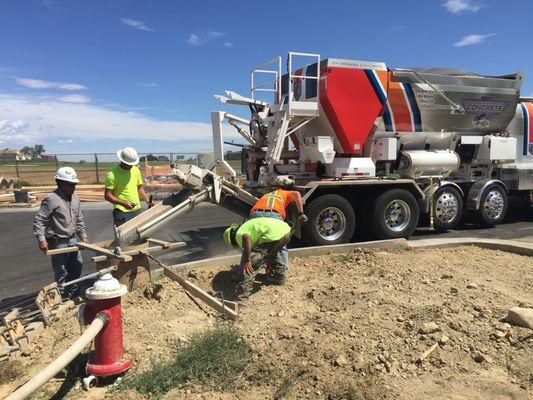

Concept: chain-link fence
[[0, 152, 203, 185]]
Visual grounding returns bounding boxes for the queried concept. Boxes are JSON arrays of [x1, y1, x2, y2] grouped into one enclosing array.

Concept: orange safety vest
[[250, 189, 292, 219]]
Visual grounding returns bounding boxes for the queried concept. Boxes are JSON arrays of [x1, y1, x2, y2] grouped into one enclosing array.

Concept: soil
[[1, 246, 532, 399]]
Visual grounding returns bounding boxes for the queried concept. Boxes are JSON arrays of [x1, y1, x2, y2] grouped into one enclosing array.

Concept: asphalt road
[[1, 202, 533, 301]]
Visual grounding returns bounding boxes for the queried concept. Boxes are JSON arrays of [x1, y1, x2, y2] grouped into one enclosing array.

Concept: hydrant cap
[[86, 273, 127, 299]]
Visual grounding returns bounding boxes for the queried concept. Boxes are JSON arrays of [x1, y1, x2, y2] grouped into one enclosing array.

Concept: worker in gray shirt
[[33, 167, 90, 298]]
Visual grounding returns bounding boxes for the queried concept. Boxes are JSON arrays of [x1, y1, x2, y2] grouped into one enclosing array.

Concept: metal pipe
[[60, 266, 118, 289], [137, 189, 210, 240], [5, 313, 108, 400]]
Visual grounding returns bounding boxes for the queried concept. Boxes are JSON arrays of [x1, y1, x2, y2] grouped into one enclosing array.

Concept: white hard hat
[[55, 167, 79, 183], [117, 147, 139, 166]]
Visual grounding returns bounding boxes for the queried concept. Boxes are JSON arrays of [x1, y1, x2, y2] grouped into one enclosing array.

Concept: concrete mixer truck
[[207, 52, 533, 245]]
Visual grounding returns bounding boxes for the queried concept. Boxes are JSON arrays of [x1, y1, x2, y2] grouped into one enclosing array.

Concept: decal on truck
[[520, 102, 533, 156]]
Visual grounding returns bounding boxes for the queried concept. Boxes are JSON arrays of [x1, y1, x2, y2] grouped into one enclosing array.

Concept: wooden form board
[[91, 241, 186, 262], [77, 242, 133, 262]]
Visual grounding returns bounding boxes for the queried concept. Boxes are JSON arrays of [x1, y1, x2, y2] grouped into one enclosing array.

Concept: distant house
[[40, 155, 57, 161], [0, 149, 28, 161]]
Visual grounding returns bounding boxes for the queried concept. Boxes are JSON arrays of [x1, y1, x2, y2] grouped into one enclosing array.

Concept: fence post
[[94, 154, 100, 184], [15, 158, 20, 178], [55, 155, 60, 170]]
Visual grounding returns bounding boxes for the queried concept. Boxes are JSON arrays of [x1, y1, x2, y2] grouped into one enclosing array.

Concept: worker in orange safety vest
[[240, 187, 307, 286]]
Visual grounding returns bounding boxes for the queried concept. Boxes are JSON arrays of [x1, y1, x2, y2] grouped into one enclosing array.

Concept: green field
[[0, 159, 242, 186]]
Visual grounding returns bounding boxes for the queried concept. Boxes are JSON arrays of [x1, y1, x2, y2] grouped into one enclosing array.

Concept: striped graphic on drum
[[520, 102, 533, 156]]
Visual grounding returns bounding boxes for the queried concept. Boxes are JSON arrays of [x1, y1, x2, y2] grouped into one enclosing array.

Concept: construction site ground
[[1, 245, 532, 399]]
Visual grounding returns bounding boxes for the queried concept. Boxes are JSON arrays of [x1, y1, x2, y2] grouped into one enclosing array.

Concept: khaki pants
[[235, 233, 291, 298]]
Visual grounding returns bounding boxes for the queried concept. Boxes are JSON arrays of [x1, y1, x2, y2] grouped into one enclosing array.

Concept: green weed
[[121, 324, 252, 399]]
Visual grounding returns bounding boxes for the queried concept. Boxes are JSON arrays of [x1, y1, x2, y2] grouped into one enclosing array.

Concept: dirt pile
[[1, 246, 531, 399]]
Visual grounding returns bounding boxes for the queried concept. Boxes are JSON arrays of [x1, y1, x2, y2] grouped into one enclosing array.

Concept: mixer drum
[[394, 69, 523, 134]]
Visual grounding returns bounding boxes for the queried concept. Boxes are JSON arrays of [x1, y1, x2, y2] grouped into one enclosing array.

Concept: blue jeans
[[113, 208, 141, 227], [50, 236, 83, 298], [249, 210, 288, 269]]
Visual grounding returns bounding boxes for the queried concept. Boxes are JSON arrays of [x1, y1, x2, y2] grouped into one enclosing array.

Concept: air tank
[[396, 150, 460, 179]]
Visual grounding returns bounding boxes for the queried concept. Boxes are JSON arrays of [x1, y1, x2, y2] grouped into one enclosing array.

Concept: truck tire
[[475, 184, 508, 227], [371, 189, 419, 239], [302, 194, 355, 246], [432, 186, 463, 231]]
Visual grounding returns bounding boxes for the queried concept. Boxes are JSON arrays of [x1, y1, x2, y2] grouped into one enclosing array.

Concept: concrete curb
[[150, 236, 533, 280], [408, 237, 533, 256]]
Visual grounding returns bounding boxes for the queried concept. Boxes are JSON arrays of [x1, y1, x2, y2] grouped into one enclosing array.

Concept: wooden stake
[[418, 343, 438, 363]]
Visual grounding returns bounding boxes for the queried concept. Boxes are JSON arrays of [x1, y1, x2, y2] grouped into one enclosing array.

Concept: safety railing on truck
[[251, 56, 282, 104], [287, 52, 320, 117]]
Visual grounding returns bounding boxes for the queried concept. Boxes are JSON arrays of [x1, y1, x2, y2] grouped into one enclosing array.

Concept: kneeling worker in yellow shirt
[[223, 217, 292, 300]]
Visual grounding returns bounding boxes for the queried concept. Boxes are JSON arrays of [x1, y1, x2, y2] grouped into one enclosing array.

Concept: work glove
[[298, 213, 308, 225]]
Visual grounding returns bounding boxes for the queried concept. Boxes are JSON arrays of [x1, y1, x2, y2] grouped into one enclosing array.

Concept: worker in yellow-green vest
[[104, 147, 154, 227], [223, 217, 292, 300]]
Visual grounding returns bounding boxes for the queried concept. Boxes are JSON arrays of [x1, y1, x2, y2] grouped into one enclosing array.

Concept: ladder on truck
[[263, 52, 321, 173]]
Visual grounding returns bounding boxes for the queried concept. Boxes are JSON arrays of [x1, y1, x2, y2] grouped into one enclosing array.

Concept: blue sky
[[1, 0, 532, 155]]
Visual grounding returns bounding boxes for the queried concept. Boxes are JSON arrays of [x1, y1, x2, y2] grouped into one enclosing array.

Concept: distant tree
[[144, 154, 159, 162], [225, 151, 241, 160], [157, 155, 169, 162], [25, 144, 46, 159], [32, 144, 46, 158]]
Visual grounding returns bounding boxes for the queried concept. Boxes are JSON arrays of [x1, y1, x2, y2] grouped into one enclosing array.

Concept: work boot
[[235, 286, 251, 301], [235, 277, 254, 300], [265, 273, 286, 286]]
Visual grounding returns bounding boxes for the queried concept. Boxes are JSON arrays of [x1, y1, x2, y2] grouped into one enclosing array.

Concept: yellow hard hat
[[223, 223, 239, 247]]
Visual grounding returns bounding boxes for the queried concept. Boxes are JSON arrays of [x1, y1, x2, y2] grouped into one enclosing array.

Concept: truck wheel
[[372, 189, 419, 239], [475, 185, 508, 227], [432, 186, 463, 231], [302, 194, 355, 246]]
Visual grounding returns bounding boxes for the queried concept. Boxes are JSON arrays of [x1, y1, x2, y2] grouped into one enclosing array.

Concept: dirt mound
[[1, 246, 531, 399]]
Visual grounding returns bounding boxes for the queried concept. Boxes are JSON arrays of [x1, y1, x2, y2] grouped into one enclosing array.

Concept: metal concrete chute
[[115, 164, 257, 247]]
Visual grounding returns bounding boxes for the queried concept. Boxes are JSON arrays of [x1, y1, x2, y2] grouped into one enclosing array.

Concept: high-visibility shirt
[[235, 217, 291, 248], [105, 165, 143, 212], [250, 189, 294, 219]]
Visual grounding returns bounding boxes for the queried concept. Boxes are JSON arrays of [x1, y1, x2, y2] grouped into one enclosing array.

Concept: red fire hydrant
[[83, 273, 132, 379]]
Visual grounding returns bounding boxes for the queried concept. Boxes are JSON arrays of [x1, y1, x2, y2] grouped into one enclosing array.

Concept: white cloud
[[57, 94, 91, 104], [120, 18, 154, 32], [0, 119, 33, 144], [139, 82, 159, 87], [0, 119, 27, 134], [187, 31, 225, 46], [15, 77, 87, 91], [0, 93, 237, 147], [454, 33, 496, 47], [223, 42, 234, 48], [443, 0, 483, 14], [57, 139, 74, 144]]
